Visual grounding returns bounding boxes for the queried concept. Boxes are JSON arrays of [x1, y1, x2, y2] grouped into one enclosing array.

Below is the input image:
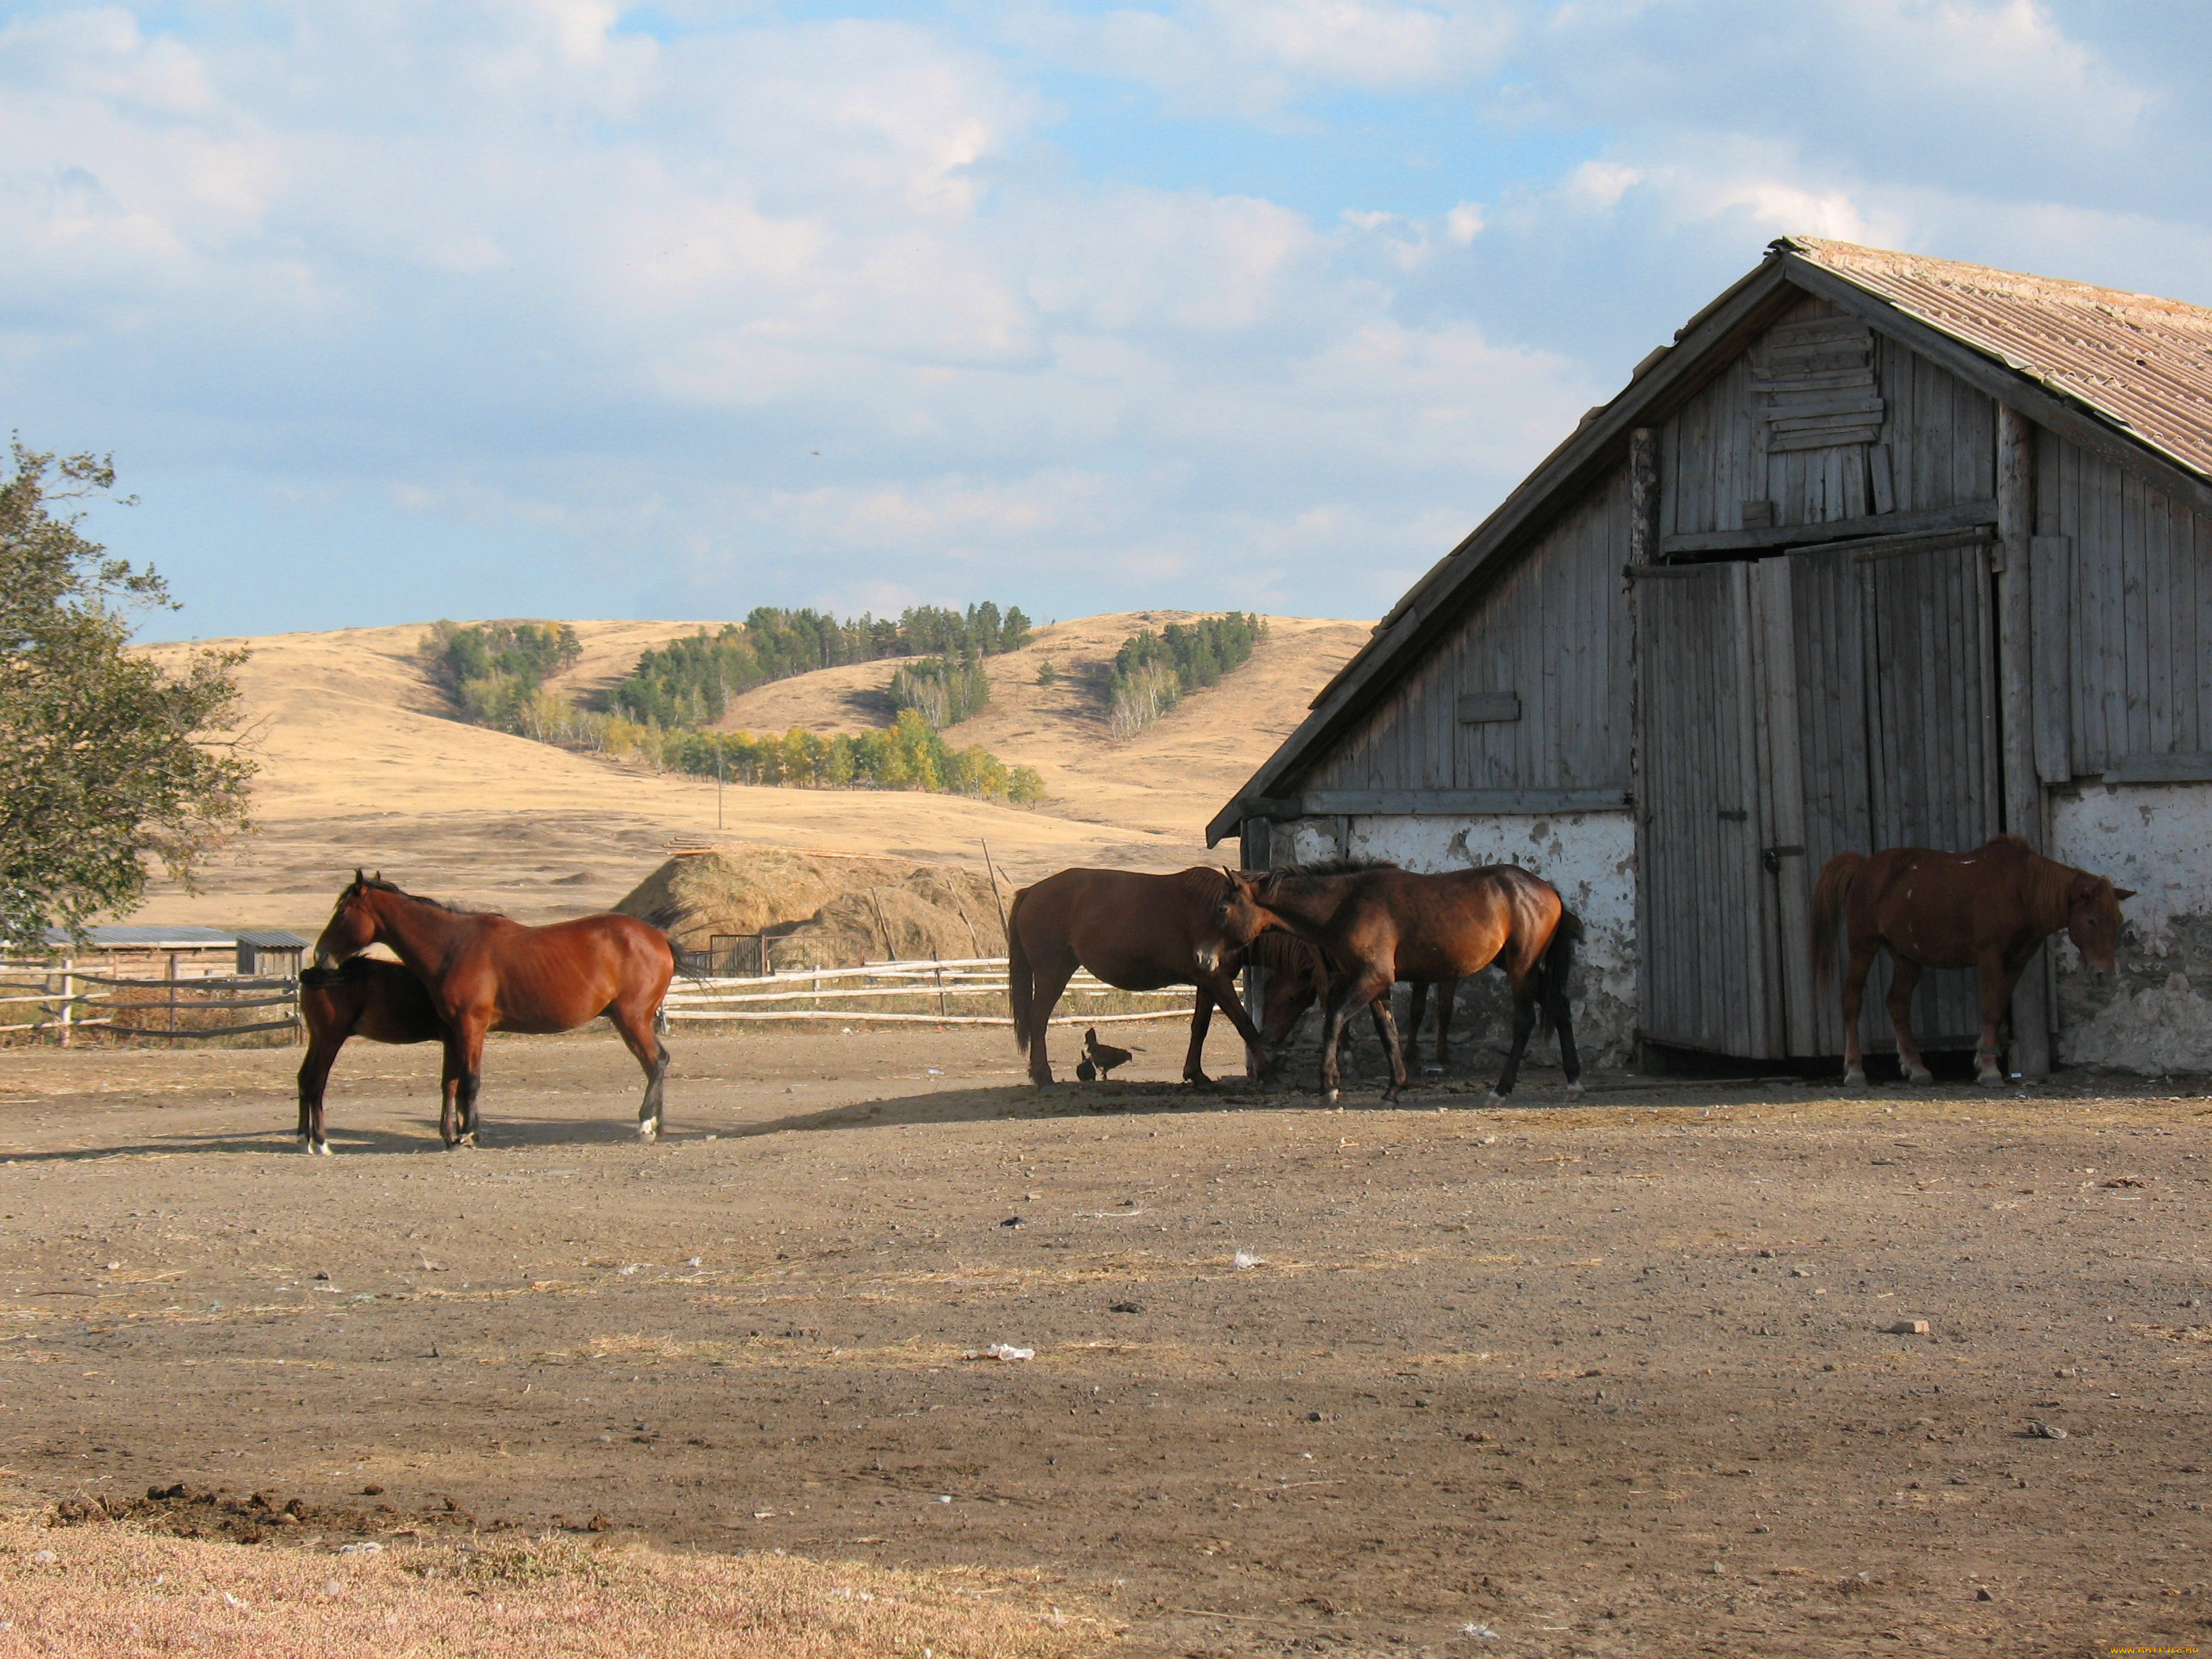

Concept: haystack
[[615, 845, 1007, 971]]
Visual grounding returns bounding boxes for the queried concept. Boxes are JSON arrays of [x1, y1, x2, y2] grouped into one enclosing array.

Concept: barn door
[[1635, 561, 1782, 1057], [1778, 536, 2001, 1055]]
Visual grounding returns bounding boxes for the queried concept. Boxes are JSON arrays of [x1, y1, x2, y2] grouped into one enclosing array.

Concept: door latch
[[1762, 843, 1805, 874]]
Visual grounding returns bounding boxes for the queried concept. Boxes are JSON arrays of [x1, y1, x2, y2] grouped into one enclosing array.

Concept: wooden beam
[[1996, 401, 2049, 1078], [1660, 499, 1996, 558], [1294, 787, 1631, 817], [1456, 693, 1521, 724], [2102, 752, 2212, 784], [1846, 525, 1996, 563]]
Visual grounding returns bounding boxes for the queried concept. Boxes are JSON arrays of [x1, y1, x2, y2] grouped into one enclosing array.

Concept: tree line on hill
[[1105, 613, 1266, 739], [607, 602, 1030, 729], [416, 600, 1042, 805]]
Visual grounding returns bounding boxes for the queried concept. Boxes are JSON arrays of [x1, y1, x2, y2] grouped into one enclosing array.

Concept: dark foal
[[1233, 859, 1581, 1106], [1812, 834, 2133, 1086], [1007, 866, 1275, 1086], [295, 956, 446, 1155], [1240, 932, 1461, 1070], [314, 871, 676, 1147]]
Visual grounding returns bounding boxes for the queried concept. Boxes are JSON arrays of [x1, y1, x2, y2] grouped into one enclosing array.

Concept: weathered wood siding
[[1303, 467, 1632, 796], [2036, 430, 2212, 777], [1662, 293, 1998, 539]]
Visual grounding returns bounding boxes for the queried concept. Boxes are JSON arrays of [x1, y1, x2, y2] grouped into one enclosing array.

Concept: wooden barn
[[1210, 237, 2212, 1076]]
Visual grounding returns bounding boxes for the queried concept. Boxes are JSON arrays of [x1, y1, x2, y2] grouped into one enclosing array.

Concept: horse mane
[[1258, 856, 1397, 893], [354, 874, 494, 917]]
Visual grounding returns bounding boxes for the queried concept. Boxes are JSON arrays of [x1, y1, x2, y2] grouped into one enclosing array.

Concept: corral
[[0, 1025, 2204, 1654]]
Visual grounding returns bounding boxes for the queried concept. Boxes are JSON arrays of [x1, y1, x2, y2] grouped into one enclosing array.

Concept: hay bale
[[615, 846, 1006, 970]]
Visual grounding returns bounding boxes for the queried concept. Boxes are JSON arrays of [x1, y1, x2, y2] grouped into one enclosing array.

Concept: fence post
[[167, 952, 180, 1048], [59, 958, 73, 1049]]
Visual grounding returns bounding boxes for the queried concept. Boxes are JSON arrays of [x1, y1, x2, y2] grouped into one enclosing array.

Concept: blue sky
[[3, 1, 2207, 641]]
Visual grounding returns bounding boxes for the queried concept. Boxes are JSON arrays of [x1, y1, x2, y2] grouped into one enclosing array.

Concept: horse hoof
[[1185, 1071, 1213, 1088], [1322, 1088, 1340, 1107], [312, 1139, 333, 1158], [1904, 1068, 1934, 1087], [639, 1120, 661, 1142], [1564, 1082, 1584, 1102], [1484, 1089, 1507, 1107]]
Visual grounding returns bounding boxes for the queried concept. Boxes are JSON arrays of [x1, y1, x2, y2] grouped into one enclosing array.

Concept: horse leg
[[1407, 982, 1431, 1070], [444, 1023, 487, 1148], [1192, 963, 1278, 1085], [1316, 984, 1356, 1107], [295, 1031, 342, 1156], [1026, 953, 1078, 1086], [611, 1004, 672, 1140], [1370, 994, 1408, 1104], [1183, 988, 1216, 1086], [1435, 979, 1458, 1069], [1547, 970, 1582, 1100], [1487, 973, 1541, 1105], [1885, 956, 1933, 1085], [1974, 948, 2024, 1086], [1840, 942, 1878, 1088]]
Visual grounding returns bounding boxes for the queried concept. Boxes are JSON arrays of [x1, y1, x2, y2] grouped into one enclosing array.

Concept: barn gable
[[1218, 238, 2212, 1077]]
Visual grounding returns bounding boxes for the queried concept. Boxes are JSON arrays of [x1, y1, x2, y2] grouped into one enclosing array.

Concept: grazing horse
[[313, 872, 677, 1146], [1008, 867, 1275, 1086], [1230, 860, 1581, 1106], [1811, 834, 2133, 1087], [295, 956, 447, 1155]]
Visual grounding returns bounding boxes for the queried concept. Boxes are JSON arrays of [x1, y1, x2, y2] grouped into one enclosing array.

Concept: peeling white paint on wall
[[2049, 782, 2212, 1073], [1275, 811, 1639, 1068]]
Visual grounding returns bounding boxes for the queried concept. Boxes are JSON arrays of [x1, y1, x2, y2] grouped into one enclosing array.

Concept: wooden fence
[[0, 960, 302, 1045], [663, 957, 1194, 1027]]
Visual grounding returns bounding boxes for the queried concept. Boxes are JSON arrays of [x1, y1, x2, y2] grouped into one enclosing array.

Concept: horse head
[[1215, 868, 1277, 951], [313, 868, 384, 969], [2065, 872, 2136, 979]]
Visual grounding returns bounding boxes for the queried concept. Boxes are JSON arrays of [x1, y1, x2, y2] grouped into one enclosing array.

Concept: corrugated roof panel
[[1783, 238, 2212, 480], [41, 926, 238, 947], [232, 929, 311, 949]]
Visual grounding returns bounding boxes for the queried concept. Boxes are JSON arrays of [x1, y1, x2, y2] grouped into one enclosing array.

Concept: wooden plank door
[[1636, 562, 1780, 1056], [1777, 537, 2000, 1056]]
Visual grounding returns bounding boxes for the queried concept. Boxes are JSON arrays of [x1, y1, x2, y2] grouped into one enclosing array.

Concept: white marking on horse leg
[[1484, 1089, 1506, 1107], [1192, 944, 1221, 975], [1564, 1081, 1584, 1102]]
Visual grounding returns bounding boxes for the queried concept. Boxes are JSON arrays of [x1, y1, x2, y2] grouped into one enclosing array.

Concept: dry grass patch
[[0, 1513, 1110, 1658]]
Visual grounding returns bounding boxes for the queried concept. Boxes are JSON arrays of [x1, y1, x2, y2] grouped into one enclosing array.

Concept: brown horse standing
[[295, 957, 447, 1155], [1232, 860, 1580, 1105], [1240, 933, 1461, 1069], [314, 872, 677, 1146], [1008, 867, 1274, 1086], [1811, 834, 2133, 1087]]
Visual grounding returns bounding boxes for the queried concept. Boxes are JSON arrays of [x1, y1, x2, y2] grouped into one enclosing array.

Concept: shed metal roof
[[233, 930, 311, 949], [1784, 237, 2212, 483], [1207, 238, 2212, 845], [42, 926, 237, 948]]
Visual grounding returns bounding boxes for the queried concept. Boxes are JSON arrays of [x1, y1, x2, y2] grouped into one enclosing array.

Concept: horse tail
[[1536, 907, 1583, 1038], [1006, 888, 1034, 1057], [1811, 852, 1864, 996]]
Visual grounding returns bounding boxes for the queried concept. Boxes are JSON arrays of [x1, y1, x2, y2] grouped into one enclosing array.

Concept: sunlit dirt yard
[[0, 1021, 2205, 1657]]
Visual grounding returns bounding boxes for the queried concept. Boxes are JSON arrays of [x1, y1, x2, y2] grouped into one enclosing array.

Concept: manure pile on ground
[[615, 845, 1007, 970]]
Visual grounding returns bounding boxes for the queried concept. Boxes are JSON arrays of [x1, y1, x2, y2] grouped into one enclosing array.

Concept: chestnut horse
[[1007, 867, 1273, 1086], [1231, 860, 1581, 1105], [1811, 834, 2133, 1087], [314, 872, 676, 1146], [1244, 935, 1464, 1071], [295, 956, 446, 1155]]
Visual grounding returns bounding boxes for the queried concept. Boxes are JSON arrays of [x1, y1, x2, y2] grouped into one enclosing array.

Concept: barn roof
[[1207, 238, 2212, 846]]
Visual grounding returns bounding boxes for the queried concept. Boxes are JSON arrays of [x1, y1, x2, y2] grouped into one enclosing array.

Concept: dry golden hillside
[[129, 613, 1367, 937]]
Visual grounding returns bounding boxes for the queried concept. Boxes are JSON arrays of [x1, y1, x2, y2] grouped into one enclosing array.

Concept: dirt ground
[[1, 1021, 2206, 1658]]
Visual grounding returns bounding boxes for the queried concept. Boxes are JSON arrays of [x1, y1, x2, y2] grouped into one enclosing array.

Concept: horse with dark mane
[[313, 872, 676, 1146], [1811, 833, 2133, 1087], [1230, 859, 1581, 1105], [295, 956, 446, 1155], [1007, 866, 1274, 1086]]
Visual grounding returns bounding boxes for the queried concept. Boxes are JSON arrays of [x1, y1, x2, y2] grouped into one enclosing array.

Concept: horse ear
[[2114, 886, 2138, 901], [353, 867, 365, 884]]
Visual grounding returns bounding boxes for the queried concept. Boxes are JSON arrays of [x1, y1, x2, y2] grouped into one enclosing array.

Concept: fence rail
[[661, 958, 1196, 1027], [0, 962, 302, 1044]]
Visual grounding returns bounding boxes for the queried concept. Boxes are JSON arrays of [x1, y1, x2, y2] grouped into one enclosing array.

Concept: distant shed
[[1212, 237, 2212, 1076]]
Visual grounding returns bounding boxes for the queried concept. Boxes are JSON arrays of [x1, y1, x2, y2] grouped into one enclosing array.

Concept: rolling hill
[[129, 613, 1368, 937]]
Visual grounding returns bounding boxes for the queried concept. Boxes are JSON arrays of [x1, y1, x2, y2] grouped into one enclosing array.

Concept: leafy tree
[[1105, 613, 1266, 738], [0, 443, 253, 949]]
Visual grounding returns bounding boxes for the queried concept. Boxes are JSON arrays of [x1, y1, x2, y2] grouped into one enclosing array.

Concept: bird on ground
[[1082, 1027, 1134, 1080]]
